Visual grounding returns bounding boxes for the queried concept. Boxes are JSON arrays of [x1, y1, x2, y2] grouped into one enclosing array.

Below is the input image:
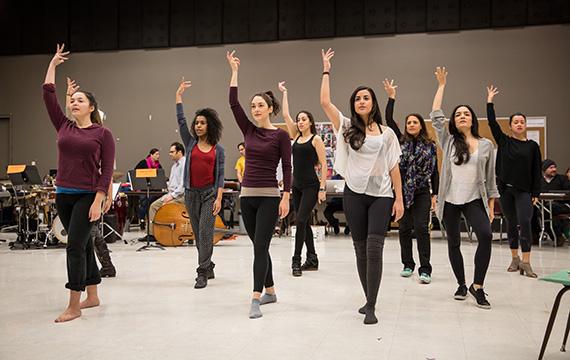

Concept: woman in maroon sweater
[[227, 51, 292, 319], [43, 44, 115, 323]]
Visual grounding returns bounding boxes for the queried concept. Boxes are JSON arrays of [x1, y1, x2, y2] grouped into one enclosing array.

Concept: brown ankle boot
[[507, 256, 520, 272], [519, 262, 537, 278]]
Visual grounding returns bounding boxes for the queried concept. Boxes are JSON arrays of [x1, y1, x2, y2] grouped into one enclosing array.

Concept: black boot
[[292, 256, 302, 277], [207, 262, 216, 280], [194, 270, 207, 289], [93, 223, 116, 278], [300, 253, 319, 271]]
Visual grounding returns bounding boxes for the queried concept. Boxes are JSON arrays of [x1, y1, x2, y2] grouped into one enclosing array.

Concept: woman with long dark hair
[[278, 81, 327, 277], [43, 44, 115, 322], [176, 79, 225, 289], [320, 49, 404, 325], [383, 79, 439, 284], [227, 51, 291, 319], [486, 85, 541, 277], [430, 67, 499, 309]]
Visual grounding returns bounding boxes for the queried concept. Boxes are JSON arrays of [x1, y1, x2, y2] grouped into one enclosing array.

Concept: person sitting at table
[[144, 142, 186, 242], [134, 148, 163, 229], [538, 159, 570, 246], [323, 175, 350, 235]]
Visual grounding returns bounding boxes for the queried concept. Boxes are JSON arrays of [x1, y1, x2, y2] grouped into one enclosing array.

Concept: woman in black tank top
[[279, 81, 328, 277]]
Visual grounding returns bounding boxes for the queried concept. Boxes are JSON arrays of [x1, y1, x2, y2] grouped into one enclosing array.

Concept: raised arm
[[383, 79, 402, 139], [313, 135, 328, 204], [319, 48, 341, 132], [278, 81, 298, 139], [227, 51, 252, 135], [175, 78, 194, 145], [486, 85, 505, 144], [43, 44, 71, 132], [430, 67, 450, 147]]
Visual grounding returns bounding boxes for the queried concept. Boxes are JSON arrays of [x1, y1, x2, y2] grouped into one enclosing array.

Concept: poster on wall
[[315, 122, 336, 179]]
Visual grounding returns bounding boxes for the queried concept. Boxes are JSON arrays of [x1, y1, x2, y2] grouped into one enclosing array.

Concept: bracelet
[[322, 71, 330, 76], [319, 188, 326, 192]]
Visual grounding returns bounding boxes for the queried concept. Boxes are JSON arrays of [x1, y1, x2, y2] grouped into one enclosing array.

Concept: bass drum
[[52, 216, 68, 244]]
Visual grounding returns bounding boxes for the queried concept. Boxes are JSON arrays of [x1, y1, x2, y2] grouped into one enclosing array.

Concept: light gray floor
[[0, 230, 569, 360]]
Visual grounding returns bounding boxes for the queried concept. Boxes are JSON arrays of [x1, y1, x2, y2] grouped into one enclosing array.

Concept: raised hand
[[383, 79, 398, 99], [66, 77, 80, 96], [51, 44, 70, 67], [487, 85, 499, 103], [321, 48, 334, 72], [226, 50, 240, 72], [176, 78, 192, 96], [434, 66, 447, 86], [278, 81, 287, 93]]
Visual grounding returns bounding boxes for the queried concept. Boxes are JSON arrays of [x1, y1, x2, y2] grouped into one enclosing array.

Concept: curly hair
[[191, 108, 223, 145], [449, 104, 481, 165], [344, 86, 382, 151]]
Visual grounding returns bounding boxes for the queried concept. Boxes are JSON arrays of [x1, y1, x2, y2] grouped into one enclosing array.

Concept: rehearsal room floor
[[0, 229, 569, 360]]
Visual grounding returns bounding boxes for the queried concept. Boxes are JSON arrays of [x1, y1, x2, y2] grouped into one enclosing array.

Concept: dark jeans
[[499, 185, 533, 252], [292, 185, 319, 258], [343, 185, 393, 308], [241, 196, 280, 293], [186, 187, 216, 273], [398, 189, 432, 275], [324, 197, 343, 226], [56, 193, 101, 291], [443, 199, 492, 286]]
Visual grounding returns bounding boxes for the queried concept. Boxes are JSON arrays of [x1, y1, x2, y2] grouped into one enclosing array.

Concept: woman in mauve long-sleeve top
[[226, 51, 292, 319], [486, 85, 542, 277], [383, 79, 439, 285], [43, 44, 115, 323], [430, 67, 499, 310]]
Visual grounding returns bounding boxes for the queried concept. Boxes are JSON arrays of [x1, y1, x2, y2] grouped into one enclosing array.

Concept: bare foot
[[79, 297, 100, 309], [54, 308, 81, 323]]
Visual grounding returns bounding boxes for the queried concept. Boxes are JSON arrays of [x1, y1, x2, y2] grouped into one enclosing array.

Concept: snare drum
[[52, 216, 68, 244]]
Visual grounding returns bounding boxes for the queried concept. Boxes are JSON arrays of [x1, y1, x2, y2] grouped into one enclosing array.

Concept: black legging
[[292, 185, 319, 258], [343, 186, 393, 308], [56, 193, 101, 291], [443, 199, 492, 286], [499, 185, 533, 253], [398, 189, 432, 275], [241, 196, 280, 293]]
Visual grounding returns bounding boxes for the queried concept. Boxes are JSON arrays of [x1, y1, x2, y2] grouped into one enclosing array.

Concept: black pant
[[56, 193, 101, 291], [343, 186, 393, 308], [241, 196, 280, 293], [443, 199, 492, 286], [292, 185, 318, 258], [398, 189, 432, 275], [499, 185, 533, 252]]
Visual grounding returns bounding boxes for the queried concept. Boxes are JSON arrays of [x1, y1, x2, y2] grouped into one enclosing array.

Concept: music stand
[[7, 165, 43, 249], [128, 169, 167, 251], [101, 183, 126, 244]]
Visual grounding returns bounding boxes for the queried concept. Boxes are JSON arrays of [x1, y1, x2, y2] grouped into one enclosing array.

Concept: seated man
[[535, 159, 570, 246], [146, 142, 186, 242], [235, 142, 246, 184]]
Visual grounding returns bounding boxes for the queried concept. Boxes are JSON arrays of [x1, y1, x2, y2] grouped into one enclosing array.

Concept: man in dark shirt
[[539, 159, 570, 245]]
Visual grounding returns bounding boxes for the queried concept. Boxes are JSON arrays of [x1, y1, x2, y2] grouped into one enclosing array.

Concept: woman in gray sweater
[[430, 67, 499, 310]]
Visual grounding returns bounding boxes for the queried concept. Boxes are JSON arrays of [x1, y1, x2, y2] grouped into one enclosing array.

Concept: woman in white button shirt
[[320, 49, 404, 325], [430, 67, 499, 310]]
